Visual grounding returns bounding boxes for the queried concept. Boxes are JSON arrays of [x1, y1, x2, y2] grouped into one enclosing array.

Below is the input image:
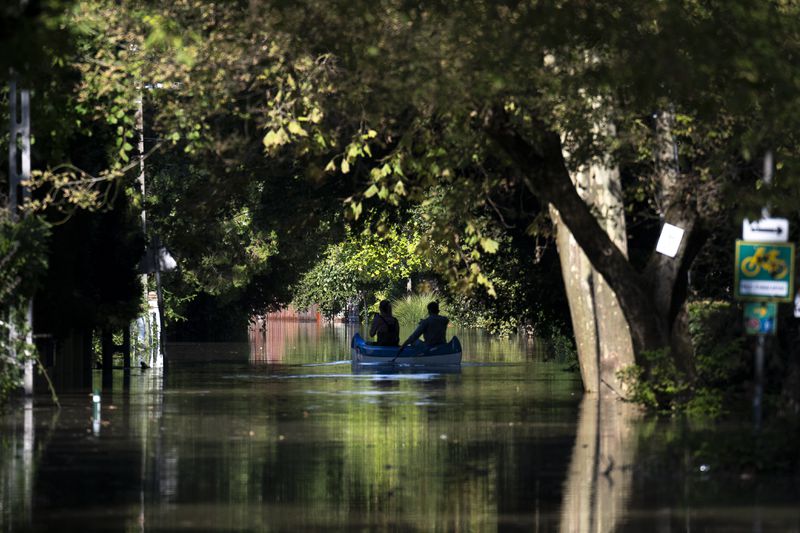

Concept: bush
[[0, 214, 50, 407], [543, 320, 578, 365], [618, 301, 749, 416]]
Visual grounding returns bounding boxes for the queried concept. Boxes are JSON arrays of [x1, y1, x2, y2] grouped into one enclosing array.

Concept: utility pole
[[8, 76, 34, 396]]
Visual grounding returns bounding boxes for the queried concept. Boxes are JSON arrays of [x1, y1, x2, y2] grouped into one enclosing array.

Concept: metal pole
[[762, 150, 773, 218], [753, 151, 773, 431], [754, 335, 765, 431]]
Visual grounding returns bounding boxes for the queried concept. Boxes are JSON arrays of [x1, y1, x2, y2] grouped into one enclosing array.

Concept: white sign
[[739, 280, 790, 298], [655, 223, 685, 258], [743, 217, 789, 243]]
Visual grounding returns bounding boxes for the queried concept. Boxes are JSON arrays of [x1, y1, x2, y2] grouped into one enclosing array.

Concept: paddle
[[390, 344, 406, 363]]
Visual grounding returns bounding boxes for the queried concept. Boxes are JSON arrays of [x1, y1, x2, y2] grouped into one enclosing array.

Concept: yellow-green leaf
[[287, 120, 308, 137], [351, 201, 362, 219], [364, 184, 379, 198], [480, 238, 500, 254], [263, 129, 280, 148]]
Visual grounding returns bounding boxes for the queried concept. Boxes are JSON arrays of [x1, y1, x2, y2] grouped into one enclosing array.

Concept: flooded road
[[2, 321, 799, 531]]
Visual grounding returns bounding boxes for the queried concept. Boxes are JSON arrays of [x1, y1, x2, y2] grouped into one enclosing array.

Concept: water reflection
[[248, 319, 547, 364], [2, 321, 800, 531], [560, 395, 639, 532]]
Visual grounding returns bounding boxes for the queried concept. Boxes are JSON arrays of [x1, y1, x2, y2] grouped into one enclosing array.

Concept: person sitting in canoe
[[369, 300, 400, 346], [401, 300, 449, 347]]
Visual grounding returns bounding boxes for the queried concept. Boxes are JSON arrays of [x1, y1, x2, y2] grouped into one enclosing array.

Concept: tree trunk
[[552, 206, 599, 391], [551, 154, 634, 394]]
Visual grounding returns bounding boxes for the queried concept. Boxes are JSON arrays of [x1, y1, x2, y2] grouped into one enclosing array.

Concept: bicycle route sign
[[735, 240, 795, 301]]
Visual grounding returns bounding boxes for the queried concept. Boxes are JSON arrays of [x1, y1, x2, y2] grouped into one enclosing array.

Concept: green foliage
[[0, 214, 51, 406], [541, 319, 578, 366], [618, 349, 693, 412], [0, 310, 35, 408], [441, 227, 569, 336], [619, 301, 750, 416], [292, 220, 424, 319], [0, 214, 50, 306], [688, 301, 749, 386]]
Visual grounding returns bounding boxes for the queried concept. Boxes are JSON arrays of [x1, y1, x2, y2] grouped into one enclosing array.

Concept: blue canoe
[[351, 333, 462, 365]]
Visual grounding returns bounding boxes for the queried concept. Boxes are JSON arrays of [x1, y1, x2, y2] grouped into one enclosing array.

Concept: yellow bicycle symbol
[[741, 247, 788, 279]]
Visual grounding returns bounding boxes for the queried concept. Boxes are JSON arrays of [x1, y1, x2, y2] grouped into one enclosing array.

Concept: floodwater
[[1, 321, 799, 532]]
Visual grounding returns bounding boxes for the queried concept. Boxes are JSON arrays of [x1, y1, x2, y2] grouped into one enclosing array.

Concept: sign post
[[735, 207, 794, 430]]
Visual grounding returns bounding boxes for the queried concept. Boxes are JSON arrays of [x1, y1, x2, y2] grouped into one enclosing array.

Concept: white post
[[135, 91, 150, 367], [8, 76, 34, 395]]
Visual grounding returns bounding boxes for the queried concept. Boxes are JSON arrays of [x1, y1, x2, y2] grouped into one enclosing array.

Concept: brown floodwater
[[1, 321, 799, 532]]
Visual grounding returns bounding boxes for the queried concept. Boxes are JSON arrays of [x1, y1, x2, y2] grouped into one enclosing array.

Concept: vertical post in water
[[754, 335, 765, 431], [135, 90, 149, 367], [8, 76, 34, 395], [154, 236, 166, 363]]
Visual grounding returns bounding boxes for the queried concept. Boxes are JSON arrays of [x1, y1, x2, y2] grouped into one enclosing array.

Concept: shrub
[[618, 301, 749, 416]]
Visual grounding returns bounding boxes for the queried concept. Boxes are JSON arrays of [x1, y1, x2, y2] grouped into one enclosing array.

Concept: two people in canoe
[[369, 300, 449, 348]]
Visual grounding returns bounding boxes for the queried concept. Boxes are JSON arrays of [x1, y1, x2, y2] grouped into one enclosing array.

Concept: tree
[[265, 0, 800, 392], [9, 0, 800, 399]]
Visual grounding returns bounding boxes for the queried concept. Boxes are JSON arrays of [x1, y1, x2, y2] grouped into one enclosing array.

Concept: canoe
[[351, 333, 462, 365]]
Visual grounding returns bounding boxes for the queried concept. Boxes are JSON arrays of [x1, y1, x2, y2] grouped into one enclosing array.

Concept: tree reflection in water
[[560, 394, 639, 532]]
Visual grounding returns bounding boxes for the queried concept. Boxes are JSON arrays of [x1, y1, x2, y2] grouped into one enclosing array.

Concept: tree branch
[[484, 112, 669, 352]]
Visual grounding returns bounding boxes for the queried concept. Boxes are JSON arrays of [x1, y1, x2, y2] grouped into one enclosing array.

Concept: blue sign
[[744, 302, 778, 335]]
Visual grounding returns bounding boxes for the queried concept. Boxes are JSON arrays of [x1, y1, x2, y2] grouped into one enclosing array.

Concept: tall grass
[[391, 293, 448, 328]]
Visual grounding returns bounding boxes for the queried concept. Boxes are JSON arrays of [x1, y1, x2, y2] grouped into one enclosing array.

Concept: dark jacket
[[404, 314, 449, 346], [369, 313, 400, 346]]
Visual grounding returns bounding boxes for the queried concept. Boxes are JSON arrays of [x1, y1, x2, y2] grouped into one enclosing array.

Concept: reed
[[391, 293, 446, 328]]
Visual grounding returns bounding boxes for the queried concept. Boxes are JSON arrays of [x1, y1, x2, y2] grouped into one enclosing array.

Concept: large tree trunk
[[552, 207, 599, 390], [551, 151, 634, 394]]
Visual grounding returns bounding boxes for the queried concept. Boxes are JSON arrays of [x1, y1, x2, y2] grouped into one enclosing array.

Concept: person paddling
[[369, 300, 400, 346], [401, 300, 449, 348]]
